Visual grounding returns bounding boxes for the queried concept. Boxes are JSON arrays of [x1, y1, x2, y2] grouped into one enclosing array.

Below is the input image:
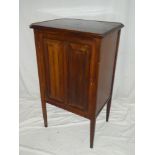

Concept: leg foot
[[41, 100, 48, 127], [106, 98, 112, 122], [90, 118, 96, 148]]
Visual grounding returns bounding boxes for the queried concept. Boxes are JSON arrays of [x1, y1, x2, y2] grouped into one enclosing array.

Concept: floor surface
[[19, 98, 134, 155]]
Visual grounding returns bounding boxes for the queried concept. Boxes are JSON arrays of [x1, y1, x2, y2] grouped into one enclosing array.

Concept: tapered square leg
[[90, 118, 96, 148], [41, 100, 48, 127], [106, 98, 112, 122]]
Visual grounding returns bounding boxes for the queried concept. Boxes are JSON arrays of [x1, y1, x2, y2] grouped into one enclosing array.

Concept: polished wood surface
[[44, 39, 65, 102], [30, 18, 124, 148], [30, 18, 123, 37], [96, 31, 120, 116], [67, 42, 91, 111]]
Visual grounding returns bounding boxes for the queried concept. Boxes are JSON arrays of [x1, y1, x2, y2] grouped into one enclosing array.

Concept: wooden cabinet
[[30, 19, 124, 148]]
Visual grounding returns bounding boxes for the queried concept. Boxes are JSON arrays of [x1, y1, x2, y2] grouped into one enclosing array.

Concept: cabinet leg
[[106, 98, 112, 122], [90, 118, 96, 148], [41, 100, 48, 127]]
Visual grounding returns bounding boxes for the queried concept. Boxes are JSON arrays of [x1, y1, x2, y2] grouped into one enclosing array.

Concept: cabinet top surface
[[30, 18, 124, 37]]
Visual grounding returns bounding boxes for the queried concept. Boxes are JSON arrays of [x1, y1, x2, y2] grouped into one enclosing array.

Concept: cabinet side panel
[[96, 31, 120, 115]]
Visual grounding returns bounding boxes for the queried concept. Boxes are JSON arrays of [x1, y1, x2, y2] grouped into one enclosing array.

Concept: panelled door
[[43, 38, 91, 112], [43, 38, 67, 104], [67, 42, 91, 111]]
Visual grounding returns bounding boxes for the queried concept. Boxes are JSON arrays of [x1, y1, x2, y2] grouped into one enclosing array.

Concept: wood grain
[[67, 42, 91, 111], [43, 39, 65, 102], [96, 31, 120, 116]]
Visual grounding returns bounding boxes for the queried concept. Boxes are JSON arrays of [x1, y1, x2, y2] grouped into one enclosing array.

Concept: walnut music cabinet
[[30, 18, 124, 148]]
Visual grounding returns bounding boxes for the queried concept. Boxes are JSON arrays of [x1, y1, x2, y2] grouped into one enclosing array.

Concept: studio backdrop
[[20, 0, 134, 102]]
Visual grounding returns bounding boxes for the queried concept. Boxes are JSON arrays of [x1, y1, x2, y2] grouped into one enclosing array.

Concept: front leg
[[41, 99, 48, 127], [90, 117, 96, 148], [106, 98, 112, 122]]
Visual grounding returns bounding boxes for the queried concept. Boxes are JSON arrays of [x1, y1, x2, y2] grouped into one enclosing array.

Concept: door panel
[[43, 39, 66, 103], [67, 42, 91, 111]]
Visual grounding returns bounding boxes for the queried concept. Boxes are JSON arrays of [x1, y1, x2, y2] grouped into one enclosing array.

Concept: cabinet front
[[43, 37, 92, 113]]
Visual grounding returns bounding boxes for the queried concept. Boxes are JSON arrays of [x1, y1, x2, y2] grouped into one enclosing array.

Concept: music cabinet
[[30, 19, 124, 148]]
